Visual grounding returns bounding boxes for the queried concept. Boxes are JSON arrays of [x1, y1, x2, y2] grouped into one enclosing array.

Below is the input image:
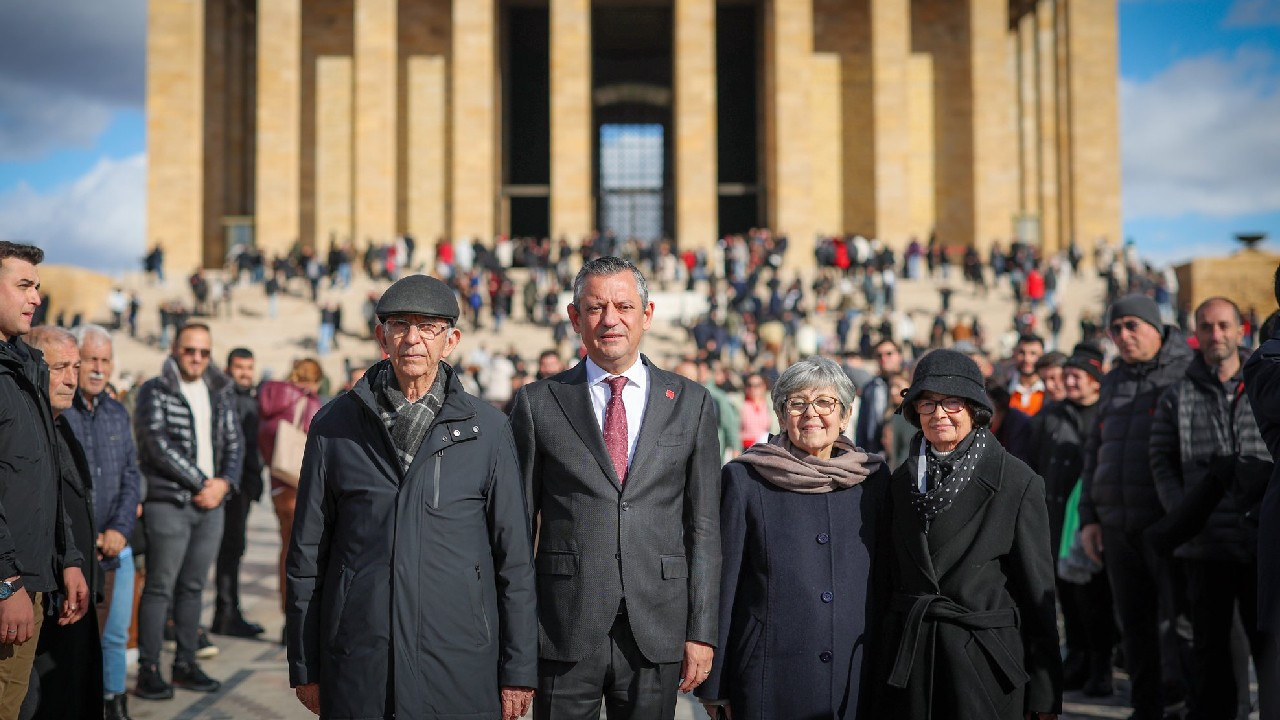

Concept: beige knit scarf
[[732, 433, 882, 493]]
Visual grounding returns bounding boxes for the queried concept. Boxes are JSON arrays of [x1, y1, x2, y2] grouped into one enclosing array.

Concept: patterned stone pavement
[[119, 499, 1245, 720]]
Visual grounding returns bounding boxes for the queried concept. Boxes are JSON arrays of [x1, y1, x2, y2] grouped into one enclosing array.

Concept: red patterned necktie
[[604, 376, 628, 484]]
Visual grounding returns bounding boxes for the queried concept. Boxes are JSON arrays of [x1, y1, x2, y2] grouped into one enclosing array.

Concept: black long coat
[[880, 435, 1061, 719], [696, 461, 889, 719]]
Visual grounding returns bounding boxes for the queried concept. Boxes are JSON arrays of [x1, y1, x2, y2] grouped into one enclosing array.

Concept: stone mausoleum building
[[147, 0, 1120, 272]]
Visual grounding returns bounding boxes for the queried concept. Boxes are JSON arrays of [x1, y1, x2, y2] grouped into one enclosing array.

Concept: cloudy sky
[[1, 0, 1278, 272]]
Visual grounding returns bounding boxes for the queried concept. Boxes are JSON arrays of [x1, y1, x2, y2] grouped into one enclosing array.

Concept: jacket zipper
[[475, 564, 491, 639], [432, 450, 443, 509]]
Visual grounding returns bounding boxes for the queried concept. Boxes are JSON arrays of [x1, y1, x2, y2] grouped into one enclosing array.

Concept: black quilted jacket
[[1078, 327, 1193, 532], [1150, 349, 1267, 561], [133, 357, 243, 506]]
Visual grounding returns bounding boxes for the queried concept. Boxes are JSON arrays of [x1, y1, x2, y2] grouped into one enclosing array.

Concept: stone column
[[907, 53, 936, 240], [1036, 0, 1060, 254], [253, 0, 301, 260], [407, 56, 448, 247], [869, 0, 911, 246], [968, 0, 1017, 254], [765, 0, 813, 265], [315, 57, 353, 247], [549, 0, 592, 242], [354, 0, 398, 246], [809, 53, 842, 236], [1016, 10, 1040, 228], [451, 0, 497, 242], [1065, 0, 1121, 251], [674, 0, 717, 251]]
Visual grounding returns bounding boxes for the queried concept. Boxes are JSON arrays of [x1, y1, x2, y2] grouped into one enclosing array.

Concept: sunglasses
[[180, 347, 211, 358], [1109, 319, 1143, 335]]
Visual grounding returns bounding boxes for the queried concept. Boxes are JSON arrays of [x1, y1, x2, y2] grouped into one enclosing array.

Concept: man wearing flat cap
[[1077, 293, 1193, 719], [286, 273, 538, 720]]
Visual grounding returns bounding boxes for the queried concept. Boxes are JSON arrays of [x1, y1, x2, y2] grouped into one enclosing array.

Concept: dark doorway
[[717, 2, 761, 236], [592, 5, 673, 243], [503, 3, 550, 239]]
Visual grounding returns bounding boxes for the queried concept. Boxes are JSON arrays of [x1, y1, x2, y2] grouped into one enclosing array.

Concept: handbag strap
[[290, 396, 308, 426]]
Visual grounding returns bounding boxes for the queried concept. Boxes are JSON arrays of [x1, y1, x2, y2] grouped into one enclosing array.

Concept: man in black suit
[[508, 256, 721, 719]]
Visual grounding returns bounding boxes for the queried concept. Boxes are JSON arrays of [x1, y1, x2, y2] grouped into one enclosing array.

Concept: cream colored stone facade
[[147, 0, 1121, 273]]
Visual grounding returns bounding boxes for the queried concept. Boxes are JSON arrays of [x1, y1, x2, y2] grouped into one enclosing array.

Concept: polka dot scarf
[[909, 428, 990, 526]]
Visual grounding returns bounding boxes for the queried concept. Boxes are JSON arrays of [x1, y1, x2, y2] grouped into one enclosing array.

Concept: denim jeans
[[138, 502, 225, 667], [102, 548, 135, 694]]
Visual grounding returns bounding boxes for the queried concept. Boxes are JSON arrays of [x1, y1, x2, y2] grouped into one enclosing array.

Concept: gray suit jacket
[[508, 355, 722, 664]]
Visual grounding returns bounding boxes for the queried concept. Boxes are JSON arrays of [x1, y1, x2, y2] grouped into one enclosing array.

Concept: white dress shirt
[[585, 356, 650, 468]]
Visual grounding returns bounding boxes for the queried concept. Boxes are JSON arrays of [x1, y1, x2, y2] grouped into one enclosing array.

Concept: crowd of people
[[3, 235, 1280, 720]]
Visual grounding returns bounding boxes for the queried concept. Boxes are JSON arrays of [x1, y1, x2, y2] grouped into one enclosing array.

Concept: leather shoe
[[211, 614, 265, 637], [105, 692, 134, 720], [134, 663, 174, 700], [172, 661, 221, 693]]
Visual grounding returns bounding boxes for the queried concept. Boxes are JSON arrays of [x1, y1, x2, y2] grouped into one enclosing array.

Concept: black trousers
[[1061, 569, 1116, 665], [1186, 558, 1261, 720], [1101, 526, 1188, 718], [215, 490, 253, 616], [534, 611, 681, 720]]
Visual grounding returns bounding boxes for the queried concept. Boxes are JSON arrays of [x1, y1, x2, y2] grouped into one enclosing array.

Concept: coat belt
[[887, 593, 1028, 690]]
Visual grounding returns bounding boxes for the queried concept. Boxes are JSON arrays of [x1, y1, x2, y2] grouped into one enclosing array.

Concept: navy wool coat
[[696, 460, 890, 719]]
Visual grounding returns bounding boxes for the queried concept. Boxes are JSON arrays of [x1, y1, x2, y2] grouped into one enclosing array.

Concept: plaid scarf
[[373, 361, 448, 472]]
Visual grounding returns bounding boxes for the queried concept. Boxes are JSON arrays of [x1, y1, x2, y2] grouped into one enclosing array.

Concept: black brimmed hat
[[901, 349, 993, 414], [375, 274, 460, 322]]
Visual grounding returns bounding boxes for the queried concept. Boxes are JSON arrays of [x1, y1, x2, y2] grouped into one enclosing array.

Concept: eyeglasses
[[914, 397, 966, 415], [784, 396, 842, 416], [384, 318, 451, 340], [1110, 319, 1142, 335], [179, 347, 211, 358]]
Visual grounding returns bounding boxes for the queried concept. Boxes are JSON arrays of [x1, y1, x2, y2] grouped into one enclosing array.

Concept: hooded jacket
[[133, 357, 244, 506], [0, 338, 83, 590], [1078, 326, 1194, 531], [286, 360, 537, 720]]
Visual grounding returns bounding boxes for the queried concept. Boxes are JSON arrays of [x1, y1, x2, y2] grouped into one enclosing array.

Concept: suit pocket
[[536, 550, 578, 577], [661, 554, 688, 580]]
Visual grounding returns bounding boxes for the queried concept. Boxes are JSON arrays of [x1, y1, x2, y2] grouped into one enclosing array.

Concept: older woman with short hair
[[697, 356, 889, 719], [880, 349, 1061, 719]]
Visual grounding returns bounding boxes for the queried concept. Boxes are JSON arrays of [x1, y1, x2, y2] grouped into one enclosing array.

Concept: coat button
[[816, 532, 830, 544], [621, 502, 630, 511], [821, 591, 834, 603], [819, 651, 832, 663]]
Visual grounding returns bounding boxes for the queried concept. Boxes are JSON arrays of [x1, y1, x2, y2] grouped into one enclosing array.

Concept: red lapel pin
[[665, 389, 675, 399]]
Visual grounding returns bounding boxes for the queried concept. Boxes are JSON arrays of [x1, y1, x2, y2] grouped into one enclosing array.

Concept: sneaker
[[134, 663, 174, 700], [196, 627, 219, 659], [172, 661, 221, 693]]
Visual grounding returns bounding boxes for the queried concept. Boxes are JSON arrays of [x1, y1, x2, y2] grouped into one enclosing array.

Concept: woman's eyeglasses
[[784, 396, 841, 416], [914, 397, 965, 415]]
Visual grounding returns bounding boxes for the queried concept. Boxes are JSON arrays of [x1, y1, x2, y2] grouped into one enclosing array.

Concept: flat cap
[[375, 274, 460, 322]]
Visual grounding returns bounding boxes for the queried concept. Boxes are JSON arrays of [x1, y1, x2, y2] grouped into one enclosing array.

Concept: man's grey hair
[[26, 325, 78, 354], [772, 356, 857, 419], [70, 323, 113, 350], [572, 256, 649, 309]]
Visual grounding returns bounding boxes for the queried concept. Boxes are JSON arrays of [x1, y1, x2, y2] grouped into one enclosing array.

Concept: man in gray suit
[[508, 256, 721, 719]]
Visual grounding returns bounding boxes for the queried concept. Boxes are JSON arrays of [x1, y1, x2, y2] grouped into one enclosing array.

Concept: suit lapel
[[548, 364, 623, 490], [890, 464, 939, 587], [628, 357, 676, 485], [926, 443, 1002, 576]]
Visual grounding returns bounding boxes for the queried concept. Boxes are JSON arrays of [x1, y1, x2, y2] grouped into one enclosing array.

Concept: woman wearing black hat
[[878, 349, 1062, 719]]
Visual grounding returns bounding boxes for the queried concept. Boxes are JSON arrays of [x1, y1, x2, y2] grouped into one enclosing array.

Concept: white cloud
[[0, 153, 146, 273], [1122, 47, 1280, 219], [1224, 0, 1280, 27], [0, 1, 145, 161]]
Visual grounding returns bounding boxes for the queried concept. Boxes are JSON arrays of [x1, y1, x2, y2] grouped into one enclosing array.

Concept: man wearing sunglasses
[[133, 322, 244, 701], [1077, 293, 1193, 720]]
